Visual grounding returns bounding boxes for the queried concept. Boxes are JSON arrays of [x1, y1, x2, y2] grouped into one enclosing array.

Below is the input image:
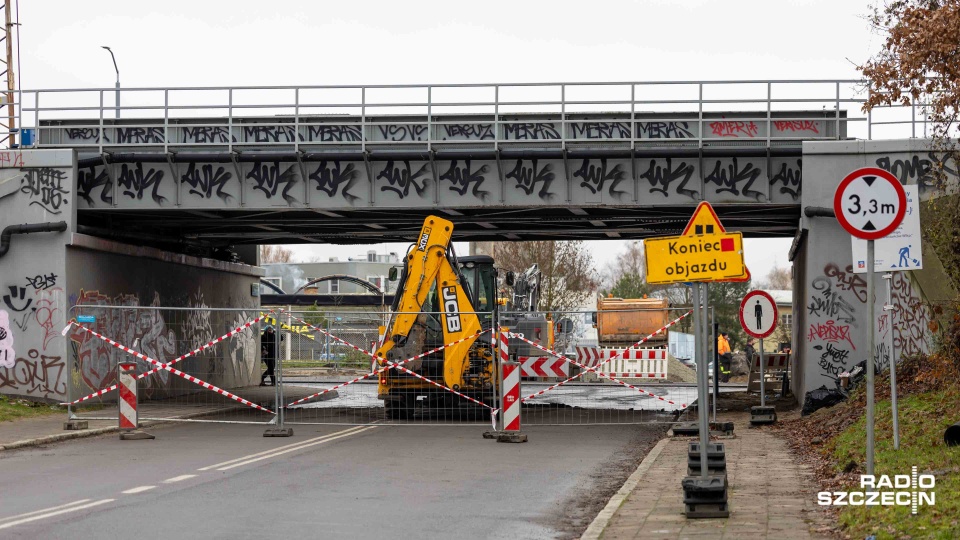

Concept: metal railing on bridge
[[6, 79, 934, 153]]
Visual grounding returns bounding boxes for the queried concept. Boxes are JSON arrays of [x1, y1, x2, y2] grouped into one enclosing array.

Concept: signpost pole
[[711, 309, 717, 423], [759, 338, 765, 407], [702, 284, 711, 421], [692, 283, 708, 478], [884, 273, 900, 449], [866, 240, 876, 477]]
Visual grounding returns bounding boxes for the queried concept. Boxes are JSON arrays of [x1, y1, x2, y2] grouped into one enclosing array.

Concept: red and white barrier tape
[[63, 324, 275, 414], [61, 313, 269, 406], [284, 312, 489, 407], [513, 310, 693, 407]]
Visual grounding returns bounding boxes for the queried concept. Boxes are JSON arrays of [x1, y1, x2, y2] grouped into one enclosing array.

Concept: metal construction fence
[[62, 304, 714, 428]]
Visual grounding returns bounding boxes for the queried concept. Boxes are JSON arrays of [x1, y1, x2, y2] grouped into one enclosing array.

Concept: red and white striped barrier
[[118, 362, 138, 430], [576, 346, 602, 367], [517, 356, 569, 378], [61, 313, 269, 406], [594, 348, 667, 379], [284, 311, 490, 407], [501, 361, 521, 432], [512, 310, 693, 408], [63, 324, 274, 414]]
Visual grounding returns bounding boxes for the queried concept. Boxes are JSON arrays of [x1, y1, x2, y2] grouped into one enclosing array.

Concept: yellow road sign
[[645, 232, 747, 284]]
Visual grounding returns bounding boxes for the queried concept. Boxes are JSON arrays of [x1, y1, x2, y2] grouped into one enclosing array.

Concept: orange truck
[[595, 296, 670, 347]]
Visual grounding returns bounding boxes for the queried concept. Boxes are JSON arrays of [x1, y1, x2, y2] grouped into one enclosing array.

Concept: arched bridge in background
[[16, 79, 911, 256]]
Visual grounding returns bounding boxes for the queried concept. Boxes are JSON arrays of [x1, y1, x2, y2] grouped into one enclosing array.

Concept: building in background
[[262, 250, 401, 295], [765, 289, 793, 353]]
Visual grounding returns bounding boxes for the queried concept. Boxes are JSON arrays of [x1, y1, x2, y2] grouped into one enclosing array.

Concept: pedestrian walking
[[745, 337, 757, 372], [260, 326, 277, 386]]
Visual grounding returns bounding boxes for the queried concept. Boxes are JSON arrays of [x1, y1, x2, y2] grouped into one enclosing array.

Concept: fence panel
[[62, 303, 720, 428], [280, 308, 499, 426], [65, 305, 275, 425]]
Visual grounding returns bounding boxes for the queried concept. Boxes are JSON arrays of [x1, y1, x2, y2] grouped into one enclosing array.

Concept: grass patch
[[822, 387, 960, 539], [0, 395, 62, 422]]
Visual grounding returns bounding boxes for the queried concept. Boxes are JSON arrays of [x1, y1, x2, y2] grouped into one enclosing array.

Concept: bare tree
[[495, 240, 598, 312], [260, 245, 294, 264], [762, 266, 792, 290], [860, 1, 960, 291], [860, 0, 960, 146], [601, 241, 651, 298]]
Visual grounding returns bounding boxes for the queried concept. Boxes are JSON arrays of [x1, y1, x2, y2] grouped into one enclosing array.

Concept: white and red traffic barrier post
[[497, 329, 527, 443], [118, 361, 154, 441]]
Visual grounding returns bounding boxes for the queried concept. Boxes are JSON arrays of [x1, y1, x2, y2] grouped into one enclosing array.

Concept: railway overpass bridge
[[0, 80, 951, 413]]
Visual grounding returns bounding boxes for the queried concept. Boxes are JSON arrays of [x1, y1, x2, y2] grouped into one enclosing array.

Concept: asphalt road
[[0, 418, 666, 539]]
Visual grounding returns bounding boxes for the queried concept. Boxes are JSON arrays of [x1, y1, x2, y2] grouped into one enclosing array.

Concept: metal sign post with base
[[834, 167, 906, 476], [645, 202, 742, 520], [739, 290, 778, 425]]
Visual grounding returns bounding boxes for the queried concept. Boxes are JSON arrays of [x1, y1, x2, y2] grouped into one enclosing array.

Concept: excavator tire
[[385, 393, 414, 420]]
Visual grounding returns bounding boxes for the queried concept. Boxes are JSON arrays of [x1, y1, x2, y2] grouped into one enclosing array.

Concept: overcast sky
[[17, 0, 885, 285]]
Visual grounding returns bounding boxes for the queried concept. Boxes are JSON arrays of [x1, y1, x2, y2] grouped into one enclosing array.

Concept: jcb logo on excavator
[[417, 228, 431, 251], [442, 286, 462, 333]]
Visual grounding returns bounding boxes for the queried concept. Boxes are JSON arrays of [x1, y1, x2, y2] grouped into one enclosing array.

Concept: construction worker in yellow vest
[[717, 332, 733, 383]]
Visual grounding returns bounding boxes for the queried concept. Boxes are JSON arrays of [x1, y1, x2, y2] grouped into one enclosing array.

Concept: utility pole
[[2, 1, 16, 147]]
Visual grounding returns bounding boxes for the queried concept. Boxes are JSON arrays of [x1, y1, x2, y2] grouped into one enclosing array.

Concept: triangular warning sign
[[681, 201, 727, 236]]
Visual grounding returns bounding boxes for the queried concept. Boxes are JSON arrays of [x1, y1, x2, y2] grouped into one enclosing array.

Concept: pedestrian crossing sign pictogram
[[739, 290, 778, 339]]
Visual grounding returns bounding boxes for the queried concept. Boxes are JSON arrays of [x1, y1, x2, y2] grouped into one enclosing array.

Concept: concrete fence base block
[[263, 427, 294, 437], [497, 432, 528, 443], [482, 431, 498, 439], [119, 430, 156, 441], [750, 406, 777, 425], [63, 420, 89, 431], [671, 422, 700, 436]]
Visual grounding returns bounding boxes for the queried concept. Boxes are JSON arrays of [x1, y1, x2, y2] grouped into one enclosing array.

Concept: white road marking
[[0, 500, 92, 525], [217, 426, 377, 471], [163, 474, 197, 483], [121, 486, 156, 494], [198, 425, 371, 471], [0, 499, 115, 530]]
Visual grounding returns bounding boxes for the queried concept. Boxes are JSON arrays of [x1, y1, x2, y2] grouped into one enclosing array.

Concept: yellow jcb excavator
[[375, 215, 497, 418], [375, 215, 552, 419]]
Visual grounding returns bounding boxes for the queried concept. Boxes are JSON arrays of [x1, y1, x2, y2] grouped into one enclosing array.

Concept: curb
[[580, 436, 671, 540], [0, 408, 254, 452], [0, 426, 119, 451]]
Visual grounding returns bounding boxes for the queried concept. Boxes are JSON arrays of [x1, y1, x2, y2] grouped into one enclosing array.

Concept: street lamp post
[[101, 46, 119, 119]]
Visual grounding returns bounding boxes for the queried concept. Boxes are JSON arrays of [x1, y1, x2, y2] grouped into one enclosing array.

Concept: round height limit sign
[[834, 167, 906, 240], [739, 290, 778, 339]]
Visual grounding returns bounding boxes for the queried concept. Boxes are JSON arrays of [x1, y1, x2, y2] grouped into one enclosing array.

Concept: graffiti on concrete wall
[[68, 290, 176, 392], [875, 152, 960, 196], [181, 163, 234, 202], [640, 158, 698, 200], [806, 262, 866, 387], [377, 160, 430, 200], [19, 168, 70, 214], [506, 159, 556, 201], [0, 348, 66, 400], [573, 159, 628, 200], [889, 272, 931, 358], [439, 160, 490, 200], [770, 159, 802, 201], [0, 310, 13, 369], [68, 153, 805, 209], [310, 161, 361, 204]]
